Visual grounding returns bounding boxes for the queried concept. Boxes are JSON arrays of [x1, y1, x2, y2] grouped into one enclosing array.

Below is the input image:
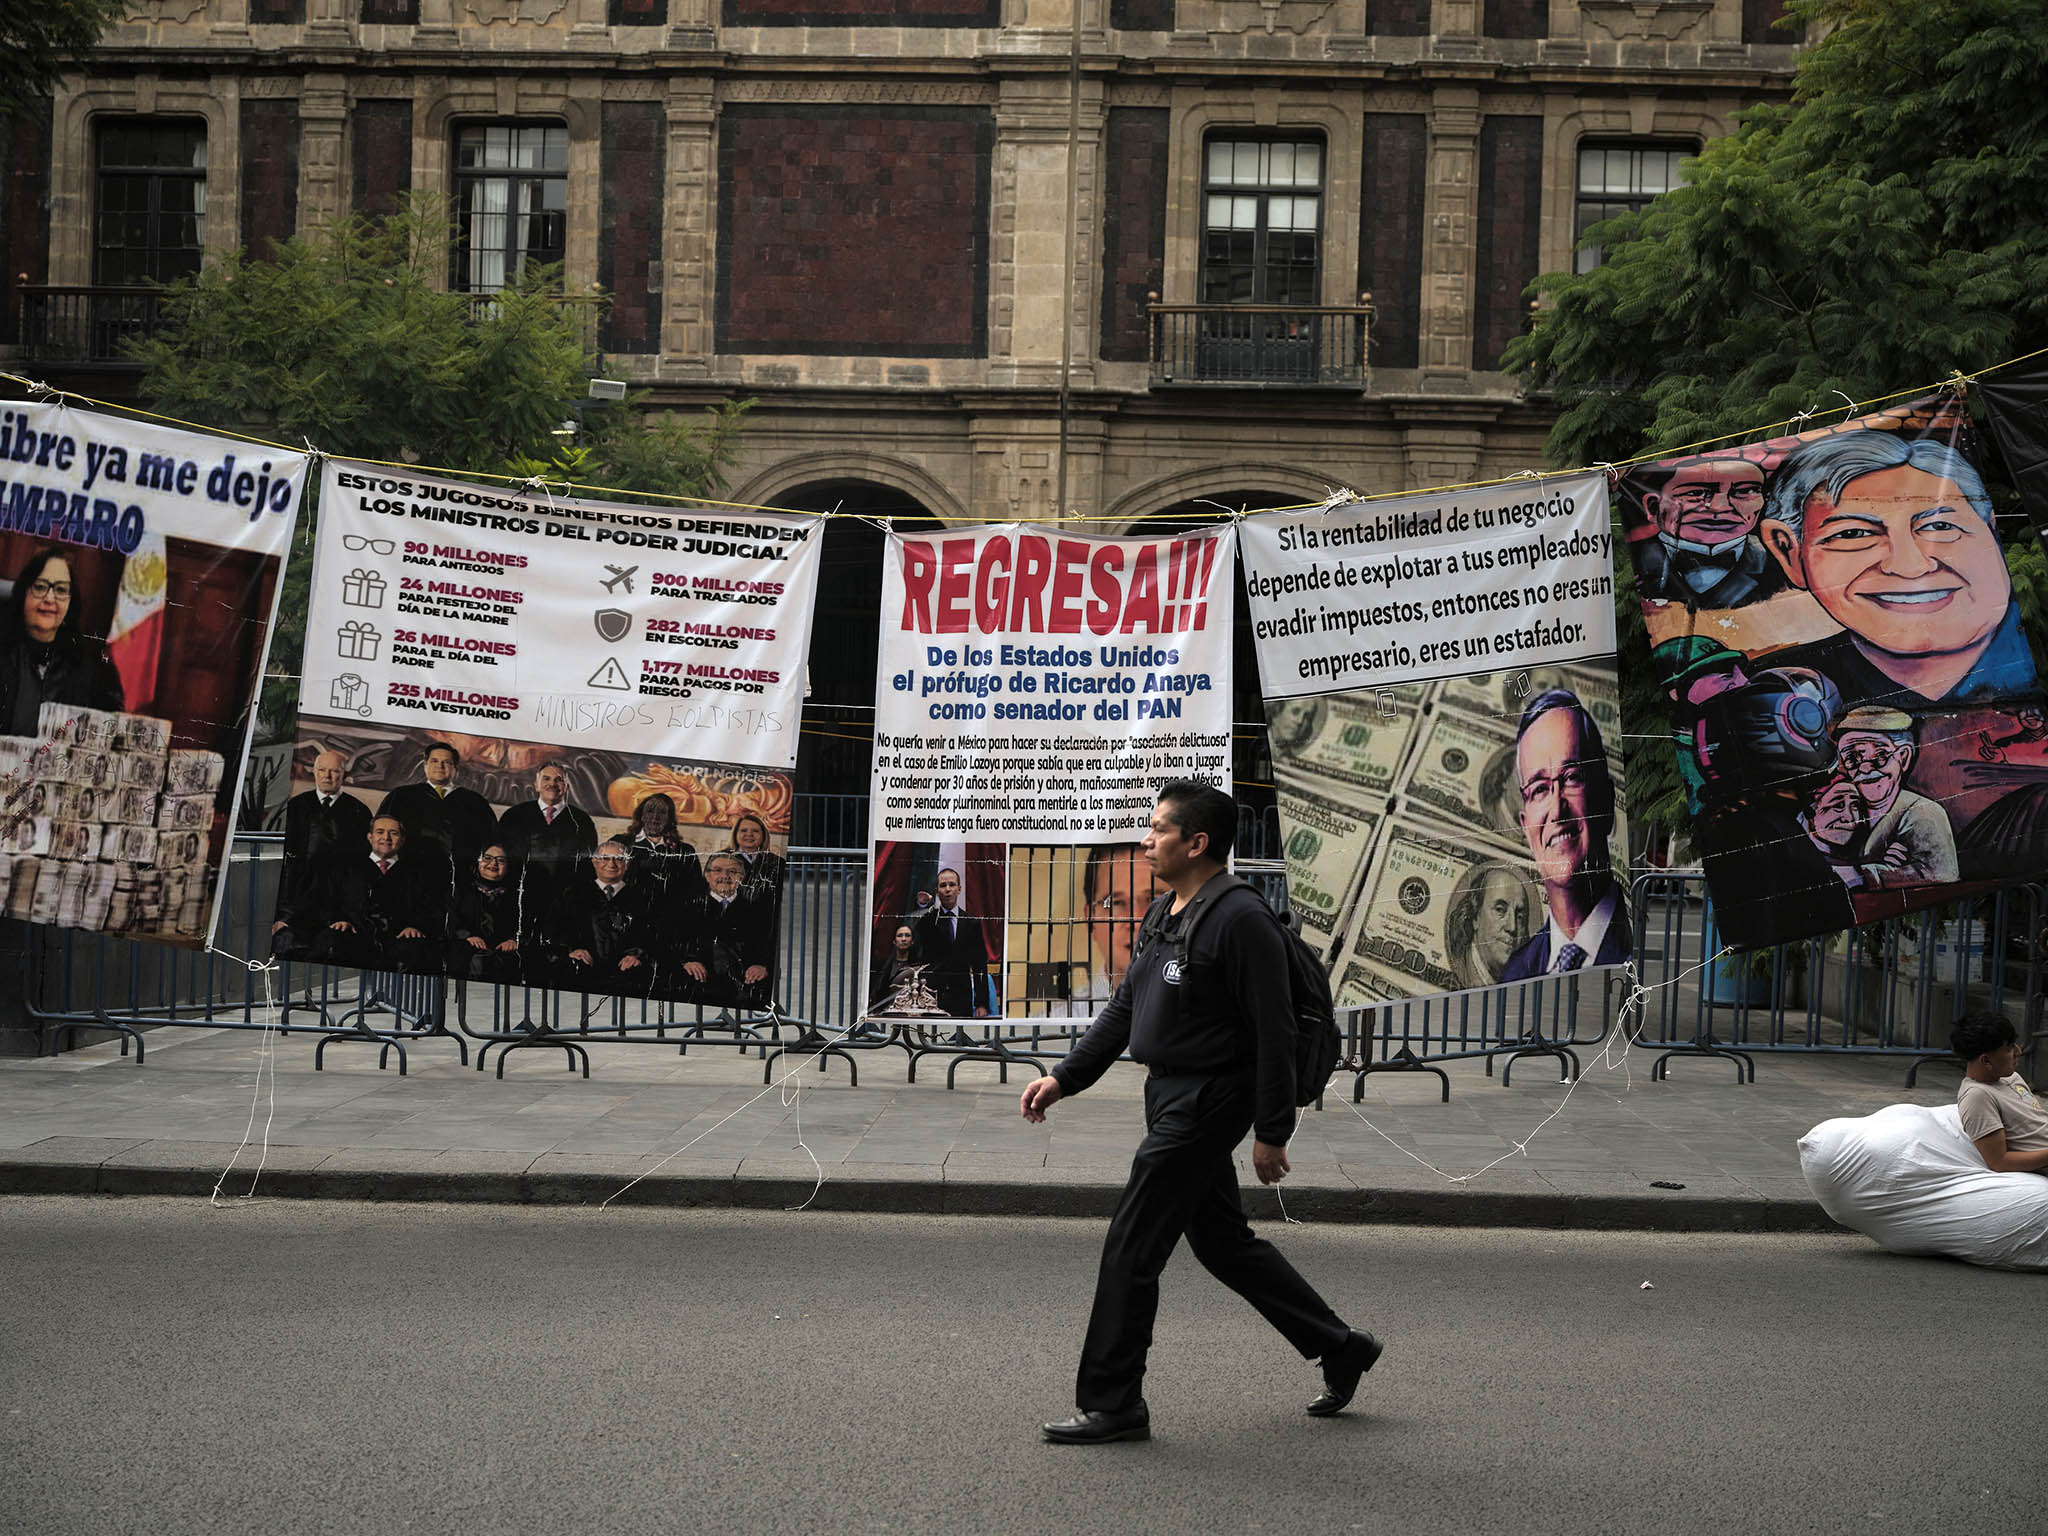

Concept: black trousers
[[1076, 1070, 1349, 1412]]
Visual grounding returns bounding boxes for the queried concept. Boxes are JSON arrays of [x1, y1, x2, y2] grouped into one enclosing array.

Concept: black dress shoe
[[1306, 1329, 1383, 1416], [1042, 1404, 1150, 1444]]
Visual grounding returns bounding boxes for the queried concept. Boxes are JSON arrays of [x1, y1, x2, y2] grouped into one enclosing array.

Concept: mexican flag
[[108, 530, 168, 711]]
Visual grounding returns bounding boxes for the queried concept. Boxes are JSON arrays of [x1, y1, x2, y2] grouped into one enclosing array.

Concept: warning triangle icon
[[588, 656, 634, 692]]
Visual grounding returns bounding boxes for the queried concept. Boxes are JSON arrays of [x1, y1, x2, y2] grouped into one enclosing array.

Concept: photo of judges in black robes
[[272, 726, 794, 1008]]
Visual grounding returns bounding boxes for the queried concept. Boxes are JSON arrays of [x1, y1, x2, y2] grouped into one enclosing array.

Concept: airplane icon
[[601, 564, 638, 594]]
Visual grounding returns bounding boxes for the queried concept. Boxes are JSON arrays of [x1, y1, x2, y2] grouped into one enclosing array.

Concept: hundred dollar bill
[[1432, 662, 1620, 730], [1395, 708, 1529, 850], [1264, 692, 1421, 800], [1275, 777, 1382, 960], [1340, 816, 1547, 1002]]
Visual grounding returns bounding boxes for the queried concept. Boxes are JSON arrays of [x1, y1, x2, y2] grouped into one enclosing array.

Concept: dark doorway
[[776, 480, 942, 845]]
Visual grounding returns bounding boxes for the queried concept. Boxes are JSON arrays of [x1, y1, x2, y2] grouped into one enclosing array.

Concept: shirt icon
[[330, 673, 369, 713]]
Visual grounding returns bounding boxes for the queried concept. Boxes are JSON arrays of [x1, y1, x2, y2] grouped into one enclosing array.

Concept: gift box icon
[[337, 620, 382, 661], [342, 567, 387, 608]]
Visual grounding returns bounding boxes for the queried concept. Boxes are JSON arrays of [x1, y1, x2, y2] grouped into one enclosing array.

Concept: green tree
[[2, 0, 125, 116], [131, 197, 748, 737], [1505, 0, 2048, 838]]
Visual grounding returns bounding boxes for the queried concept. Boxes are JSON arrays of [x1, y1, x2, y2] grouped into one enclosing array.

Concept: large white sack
[[1799, 1102, 2048, 1271]]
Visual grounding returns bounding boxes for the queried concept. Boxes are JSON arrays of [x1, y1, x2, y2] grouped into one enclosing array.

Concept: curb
[[0, 1158, 1845, 1232]]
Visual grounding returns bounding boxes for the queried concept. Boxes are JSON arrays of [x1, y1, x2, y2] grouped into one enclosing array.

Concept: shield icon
[[594, 607, 632, 643]]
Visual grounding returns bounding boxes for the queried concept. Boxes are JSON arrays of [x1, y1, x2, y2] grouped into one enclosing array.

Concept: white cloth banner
[[1239, 475, 1632, 1005], [0, 403, 307, 948], [305, 462, 818, 768], [867, 522, 1235, 1024]]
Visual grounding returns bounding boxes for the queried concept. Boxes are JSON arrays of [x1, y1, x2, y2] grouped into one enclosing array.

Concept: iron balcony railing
[[1147, 299, 1372, 389], [19, 286, 169, 366]]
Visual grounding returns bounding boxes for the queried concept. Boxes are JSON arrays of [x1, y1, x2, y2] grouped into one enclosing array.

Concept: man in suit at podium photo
[[912, 866, 991, 1018]]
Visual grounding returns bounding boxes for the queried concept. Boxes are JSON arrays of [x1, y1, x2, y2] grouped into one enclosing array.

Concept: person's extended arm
[[1971, 1128, 2048, 1174], [1020, 970, 1136, 1121]]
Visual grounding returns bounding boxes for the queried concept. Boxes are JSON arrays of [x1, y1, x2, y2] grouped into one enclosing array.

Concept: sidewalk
[[0, 1021, 1963, 1230]]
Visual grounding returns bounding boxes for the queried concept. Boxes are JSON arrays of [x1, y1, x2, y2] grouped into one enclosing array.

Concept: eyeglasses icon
[[343, 535, 396, 555]]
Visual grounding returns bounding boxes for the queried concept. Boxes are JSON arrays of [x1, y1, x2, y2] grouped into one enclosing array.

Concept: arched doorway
[[774, 480, 943, 844]]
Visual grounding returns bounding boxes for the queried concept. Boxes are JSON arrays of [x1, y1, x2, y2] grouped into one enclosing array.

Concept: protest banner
[[287, 462, 820, 1004], [0, 402, 307, 947], [1240, 476, 1630, 1004], [1617, 396, 2048, 949], [866, 523, 1235, 1025]]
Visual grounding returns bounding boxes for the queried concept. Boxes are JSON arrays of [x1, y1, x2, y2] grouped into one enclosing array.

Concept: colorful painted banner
[[1616, 395, 2048, 949], [285, 462, 821, 1004], [1239, 475, 1631, 1004], [0, 403, 307, 947], [866, 522, 1235, 1024]]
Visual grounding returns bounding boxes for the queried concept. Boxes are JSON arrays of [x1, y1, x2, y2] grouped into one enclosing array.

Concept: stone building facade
[[0, 0, 1801, 798]]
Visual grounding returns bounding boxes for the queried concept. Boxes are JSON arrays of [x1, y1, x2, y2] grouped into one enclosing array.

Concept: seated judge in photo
[[311, 815, 449, 974], [543, 840, 655, 993], [447, 843, 528, 984], [623, 792, 703, 901], [727, 811, 785, 895], [682, 852, 774, 1009], [495, 761, 599, 918], [1, 548, 123, 735], [1760, 431, 2037, 711], [273, 748, 373, 954], [1499, 690, 1633, 980], [381, 741, 498, 876]]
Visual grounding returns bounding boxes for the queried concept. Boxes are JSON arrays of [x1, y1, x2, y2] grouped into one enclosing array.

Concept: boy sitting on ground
[[1953, 1011, 2048, 1175]]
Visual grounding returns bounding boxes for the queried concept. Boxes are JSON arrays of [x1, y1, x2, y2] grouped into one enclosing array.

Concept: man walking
[[1020, 781, 1380, 1444]]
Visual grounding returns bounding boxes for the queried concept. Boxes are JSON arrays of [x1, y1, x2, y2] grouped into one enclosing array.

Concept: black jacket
[[277, 789, 374, 926], [1051, 878, 1300, 1146], [382, 781, 499, 870], [328, 852, 449, 943], [0, 632, 124, 737]]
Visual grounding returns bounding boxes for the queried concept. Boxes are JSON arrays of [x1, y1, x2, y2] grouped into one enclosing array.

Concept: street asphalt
[[0, 1015, 1972, 1234]]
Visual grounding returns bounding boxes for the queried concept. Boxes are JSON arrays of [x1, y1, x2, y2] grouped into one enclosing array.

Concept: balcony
[[1147, 300, 1372, 390], [19, 286, 169, 368]]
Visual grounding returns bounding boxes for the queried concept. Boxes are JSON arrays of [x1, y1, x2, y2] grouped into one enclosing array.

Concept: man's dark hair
[[423, 742, 460, 766], [1951, 1010, 2018, 1062], [1155, 780, 1235, 863]]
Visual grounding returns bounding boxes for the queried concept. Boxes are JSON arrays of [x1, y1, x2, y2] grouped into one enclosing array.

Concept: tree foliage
[[2, 0, 126, 116], [132, 197, 749, 736], [1504, 0, 2048, 839]]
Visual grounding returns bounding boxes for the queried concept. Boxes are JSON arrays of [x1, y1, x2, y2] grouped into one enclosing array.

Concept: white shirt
[[1542, 881, 1619, 973]]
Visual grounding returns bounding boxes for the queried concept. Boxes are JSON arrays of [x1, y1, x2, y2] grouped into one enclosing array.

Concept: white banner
[[1241, 475, 1632, 1005], [867, 523, 1235, 1023], [0, 403, 307, 947], [1240, 474, 1615, 699], [285, 462, 821, 1005]]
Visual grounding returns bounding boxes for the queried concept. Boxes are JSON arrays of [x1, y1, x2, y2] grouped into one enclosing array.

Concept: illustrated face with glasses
[[20, 555, 73, 643], [342, 535, 396, 555], [1516, 704, 1614, 889], [1832, 729, 1913, 812]]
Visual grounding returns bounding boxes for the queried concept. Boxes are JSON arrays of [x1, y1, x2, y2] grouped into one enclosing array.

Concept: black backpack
[[1134, 873, 1345, 1107]]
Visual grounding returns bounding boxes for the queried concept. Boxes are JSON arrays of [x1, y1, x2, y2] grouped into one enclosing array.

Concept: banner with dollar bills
[[0, 401, 308, 947], [1617, 394, 2048, 950], [866, 522, 1235, 1025], [286, 461, 820, 1005], [1240, 476, 1631, 1004]]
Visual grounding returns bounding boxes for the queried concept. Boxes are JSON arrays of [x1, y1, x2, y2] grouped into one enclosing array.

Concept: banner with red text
[[287, 461, 820, 1005], [866, 522, 1235, 1025]]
